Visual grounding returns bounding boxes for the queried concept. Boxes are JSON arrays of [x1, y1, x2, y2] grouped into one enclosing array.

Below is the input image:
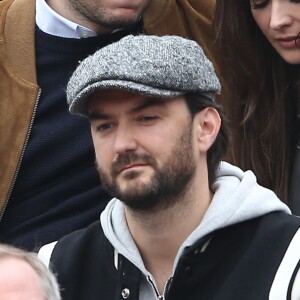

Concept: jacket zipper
[[0, 89, 41, 221], [148, 275, 172, 300]]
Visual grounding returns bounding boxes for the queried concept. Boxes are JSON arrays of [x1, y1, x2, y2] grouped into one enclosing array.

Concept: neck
[[125, 176, 212, 294]]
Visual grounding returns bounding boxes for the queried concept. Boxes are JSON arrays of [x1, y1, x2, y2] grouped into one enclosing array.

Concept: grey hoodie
[[100, 161, 290, 299]]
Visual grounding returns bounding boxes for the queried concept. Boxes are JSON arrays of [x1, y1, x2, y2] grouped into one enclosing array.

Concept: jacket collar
[[4, 0, 37, 83]]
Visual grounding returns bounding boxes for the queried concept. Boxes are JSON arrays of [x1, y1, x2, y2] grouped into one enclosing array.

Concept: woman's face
[[250, 0, 300, 64]]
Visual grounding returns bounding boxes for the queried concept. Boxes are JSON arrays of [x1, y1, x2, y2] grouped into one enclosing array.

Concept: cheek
[[92, 138, 113, 167], [251, 10, 270, 36]]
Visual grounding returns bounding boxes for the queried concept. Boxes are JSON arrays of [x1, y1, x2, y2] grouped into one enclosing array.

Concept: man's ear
[[194, 107, 221, 152]]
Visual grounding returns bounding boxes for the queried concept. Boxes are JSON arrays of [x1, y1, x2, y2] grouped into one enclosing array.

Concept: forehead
[[0, 257, 44, 299]]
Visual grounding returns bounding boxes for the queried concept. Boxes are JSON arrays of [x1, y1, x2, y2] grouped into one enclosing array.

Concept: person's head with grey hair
[[0, 244, 61, 300]]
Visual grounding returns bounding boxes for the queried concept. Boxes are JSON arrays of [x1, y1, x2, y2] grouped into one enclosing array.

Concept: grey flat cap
[[67, 35, 221, 116]]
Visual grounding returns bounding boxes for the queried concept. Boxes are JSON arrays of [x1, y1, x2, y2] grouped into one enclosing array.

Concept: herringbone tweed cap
[[67, 34, 221, 116]]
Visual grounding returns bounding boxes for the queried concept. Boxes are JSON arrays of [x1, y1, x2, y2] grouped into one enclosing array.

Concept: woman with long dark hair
[[215, 0, 300, 213]]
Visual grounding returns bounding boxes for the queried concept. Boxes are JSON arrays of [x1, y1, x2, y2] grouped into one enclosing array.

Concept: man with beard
[[0, 0, 224, 251], [38, 35, 300, 300]]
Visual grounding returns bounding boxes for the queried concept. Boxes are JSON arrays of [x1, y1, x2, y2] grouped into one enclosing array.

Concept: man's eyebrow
[[130, 98, 166, 113], [88, 98, 166, 120]]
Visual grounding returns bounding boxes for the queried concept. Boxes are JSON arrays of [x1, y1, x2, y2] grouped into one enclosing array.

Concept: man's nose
[[114, 125, 138, 155]]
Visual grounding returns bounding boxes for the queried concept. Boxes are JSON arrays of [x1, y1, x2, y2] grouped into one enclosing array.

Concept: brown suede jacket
[[0, 0, 226, 219]]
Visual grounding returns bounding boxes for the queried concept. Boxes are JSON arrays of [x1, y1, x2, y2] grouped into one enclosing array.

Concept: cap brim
[[69, 79, 184, 116]]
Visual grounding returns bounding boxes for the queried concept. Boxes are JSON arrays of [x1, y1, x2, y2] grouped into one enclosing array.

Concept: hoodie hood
[[101, 161, 290, 275]]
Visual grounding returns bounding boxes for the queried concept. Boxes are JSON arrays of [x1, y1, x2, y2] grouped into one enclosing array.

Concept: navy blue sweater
[[0, 24, 142, 251]]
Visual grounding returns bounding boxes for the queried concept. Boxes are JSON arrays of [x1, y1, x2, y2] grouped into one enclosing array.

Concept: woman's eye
[[291, 0, 300, 4], [250, 0, 269, 9]]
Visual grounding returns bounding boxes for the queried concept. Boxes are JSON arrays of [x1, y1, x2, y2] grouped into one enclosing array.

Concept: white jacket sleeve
[[269, 228, 300, 299], [38, 241, 58, 269]]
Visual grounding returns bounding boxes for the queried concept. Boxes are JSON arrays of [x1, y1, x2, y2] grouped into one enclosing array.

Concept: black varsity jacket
[[48, 212, 300, 300]]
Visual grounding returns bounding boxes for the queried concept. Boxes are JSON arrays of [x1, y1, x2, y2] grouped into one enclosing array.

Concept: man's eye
[[250, 0, 269, 9], [96, 123, 114, 132], [138, 115, 159, 122]]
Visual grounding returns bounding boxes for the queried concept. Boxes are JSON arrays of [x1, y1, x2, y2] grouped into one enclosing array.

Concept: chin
[[284, 57, 300, 65], [278, 52, 300, 65], [114, 9, 141, 21]]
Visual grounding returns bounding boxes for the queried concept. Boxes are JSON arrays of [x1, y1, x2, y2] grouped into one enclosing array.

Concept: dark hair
[[214, 0, 300, 203], [185, 94, 230, 185]]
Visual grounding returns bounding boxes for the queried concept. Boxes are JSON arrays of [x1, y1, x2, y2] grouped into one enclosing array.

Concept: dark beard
[[97, 122, 196, 212], [66, 0, 143, 30]]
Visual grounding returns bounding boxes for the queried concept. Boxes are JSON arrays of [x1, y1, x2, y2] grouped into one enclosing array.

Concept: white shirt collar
[[35, 0, 97, 39]]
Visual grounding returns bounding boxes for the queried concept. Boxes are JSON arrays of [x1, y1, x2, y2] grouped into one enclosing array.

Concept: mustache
[[111, 153, 157, 175]]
